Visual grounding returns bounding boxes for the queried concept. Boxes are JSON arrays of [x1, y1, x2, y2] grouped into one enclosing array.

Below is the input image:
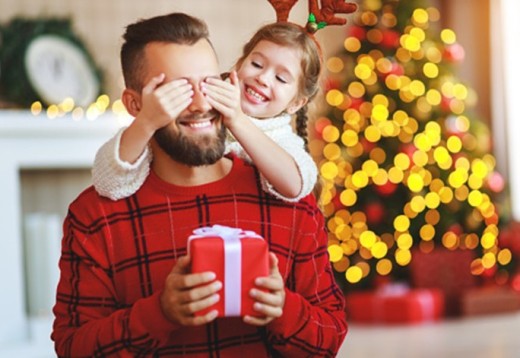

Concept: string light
[[317, 0, 505, 286]]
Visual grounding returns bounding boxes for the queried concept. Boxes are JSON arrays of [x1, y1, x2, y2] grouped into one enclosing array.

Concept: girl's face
[[236, 40, 306, 119]]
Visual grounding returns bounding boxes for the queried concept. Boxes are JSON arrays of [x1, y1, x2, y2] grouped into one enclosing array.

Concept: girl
[[92, 22, 322, 202]]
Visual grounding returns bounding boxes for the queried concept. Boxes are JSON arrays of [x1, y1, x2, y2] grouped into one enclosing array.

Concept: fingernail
[[250, 289, 258, 297], [255, 278, 263, 285], [212, 294, 220, 303], [206, 272, 216, 280], [213, 281, 222, 290]]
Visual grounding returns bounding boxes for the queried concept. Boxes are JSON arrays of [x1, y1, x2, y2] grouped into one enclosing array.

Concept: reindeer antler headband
[[267, 0, 357, 33]]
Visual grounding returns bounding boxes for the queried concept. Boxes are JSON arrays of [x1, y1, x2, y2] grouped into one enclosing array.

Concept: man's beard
[[154, 114, 227, 166]]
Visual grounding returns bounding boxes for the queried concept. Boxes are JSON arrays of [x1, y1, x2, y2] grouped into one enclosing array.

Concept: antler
[[267, 0, 300, 22], [308, 0, 357, 26]]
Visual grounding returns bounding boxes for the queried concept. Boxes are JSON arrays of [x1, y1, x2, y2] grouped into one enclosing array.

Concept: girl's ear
[[121, 89, 141, 116], [286, 97, 309, 115]]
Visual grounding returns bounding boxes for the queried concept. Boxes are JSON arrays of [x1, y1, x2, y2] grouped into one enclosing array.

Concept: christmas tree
[[311, 0, 512, 290]]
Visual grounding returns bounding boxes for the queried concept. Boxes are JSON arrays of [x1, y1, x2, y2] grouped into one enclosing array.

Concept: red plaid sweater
[[52, 156, 347, 357]]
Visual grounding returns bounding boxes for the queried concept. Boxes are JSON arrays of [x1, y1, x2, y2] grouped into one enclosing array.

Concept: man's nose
[[188, 85, 212, 113]]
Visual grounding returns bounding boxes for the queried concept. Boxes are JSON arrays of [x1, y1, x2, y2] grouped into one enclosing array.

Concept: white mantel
[[0, 110, 127, 355]]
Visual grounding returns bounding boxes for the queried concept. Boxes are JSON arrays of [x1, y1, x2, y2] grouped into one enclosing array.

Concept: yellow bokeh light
[[371, 241, 388, 259], [420, 224, 435, 241], [497, 249, 512, 265], [385, 74, 402, 90], [345, 265, 363, 283], [408, 173, 424, 192], [355, 63, 373, 80], [394, 215, 411, 231], [481, 232, 496, 249], [376, 259, 393, 275], [345, 37, 361, 52], [31, 101, 43, 115], [410, 195, 426, 213], [320, 162, 339, 180], [468, 190, 484, 207], [348, 82, 366, 98], [327, 57, 345, 73], [394, 153, 411, 170], [328, 245, 344, 262], [365, 125, 382, 142], [423, 62, 439, 78], [395, 249, 412, 266], [372, 104, 389, 122], [341, 129, 359, 147], [340, 188, 357, 206], [386, 167, 402, 184], [397, 233, 413, 249], [360, 230, 377, 248], [352, 171, 370, 188], [425, 192, 440, 208], [441, 28, 457, 44], [412, 8, 429, 25], [322, 125, 340, 142], [323, 143, 342, 160], [326, 89, 344, 106]]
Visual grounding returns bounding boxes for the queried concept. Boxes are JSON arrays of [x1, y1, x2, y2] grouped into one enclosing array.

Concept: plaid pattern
[[52, 157, 347, 357]]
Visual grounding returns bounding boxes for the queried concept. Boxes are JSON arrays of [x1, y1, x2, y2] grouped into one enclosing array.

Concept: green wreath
[[0, 17, 104, 108]]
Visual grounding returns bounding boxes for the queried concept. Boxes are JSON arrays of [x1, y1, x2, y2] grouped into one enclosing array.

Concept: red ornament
[[360, 137, 376, 152], [375, 181, 398, 196], [443, 43, 465, 63], [365, 201, 385, 225], [389, 62, 405, 76], [486, 171, 505, 193], [446, 223, 463, 236], [498, 221, 520, 256], [349, 97, 364, 110], [380, 30, 400, 49], [399, 143, 416, 162], [348, 25, 366, 40], [323, 77, 341, 92], [314, 117, 331, 135]]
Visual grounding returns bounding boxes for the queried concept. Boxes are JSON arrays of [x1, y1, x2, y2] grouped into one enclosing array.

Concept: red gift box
[[461, 286, 520, 316], [410, 248, 477, 316], [189, 225, 269, 317], [346, 284, 445, 324]]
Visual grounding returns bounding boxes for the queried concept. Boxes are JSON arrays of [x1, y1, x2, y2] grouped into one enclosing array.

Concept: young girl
[[92, 22, 322, 202]]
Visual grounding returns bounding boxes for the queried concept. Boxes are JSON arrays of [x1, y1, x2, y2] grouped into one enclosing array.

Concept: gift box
[[410, 248, 477, 316], [461, 286, 520, 316], [188, 225, 269, 317], [345, 284, 445, 324]]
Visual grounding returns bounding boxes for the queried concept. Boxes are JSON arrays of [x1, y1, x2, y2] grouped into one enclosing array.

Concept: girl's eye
[[252, 61, 262, 68], [276, 75, 287, 84]]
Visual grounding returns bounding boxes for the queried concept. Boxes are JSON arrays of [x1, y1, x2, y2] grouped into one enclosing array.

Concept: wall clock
[[0, 18, 103, 108], [24, 35, 99, 108]]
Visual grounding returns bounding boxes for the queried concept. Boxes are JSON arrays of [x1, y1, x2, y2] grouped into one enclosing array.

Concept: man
[[52, 13, 347, 357]]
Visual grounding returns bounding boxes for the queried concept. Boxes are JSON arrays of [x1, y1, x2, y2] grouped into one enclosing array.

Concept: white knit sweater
[[92, 114, 318, 202]]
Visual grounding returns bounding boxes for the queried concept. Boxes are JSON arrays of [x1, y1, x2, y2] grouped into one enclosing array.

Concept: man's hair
[[121, 13, 210, 91]]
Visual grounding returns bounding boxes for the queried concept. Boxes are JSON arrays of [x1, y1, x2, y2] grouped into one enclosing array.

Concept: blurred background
[[0, 0, 519, 356]]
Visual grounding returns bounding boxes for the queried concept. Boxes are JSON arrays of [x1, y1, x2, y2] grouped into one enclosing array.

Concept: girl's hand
[[201, 71, 244, 130], [243, 253, 285, 326], [137, 73, 194, 133]]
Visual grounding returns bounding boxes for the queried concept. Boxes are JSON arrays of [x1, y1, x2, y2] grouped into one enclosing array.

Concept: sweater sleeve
[[265, 204, 348, 357], [92, 127, 152, 201], [52, 208, 179, 357], [259, 131, 318, 203]]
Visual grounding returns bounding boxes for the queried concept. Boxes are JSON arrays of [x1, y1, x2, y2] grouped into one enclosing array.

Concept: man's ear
[[286, 97, 309, 115], [121, 88, 141, 116]]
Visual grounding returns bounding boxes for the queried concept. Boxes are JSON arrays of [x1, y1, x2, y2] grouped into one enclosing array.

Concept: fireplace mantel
[[0, 110, 127, 354]]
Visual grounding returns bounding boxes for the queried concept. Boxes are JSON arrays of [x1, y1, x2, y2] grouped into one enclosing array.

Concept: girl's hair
[[235, 22, 323, 150], [121, 13, 212, 91]]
